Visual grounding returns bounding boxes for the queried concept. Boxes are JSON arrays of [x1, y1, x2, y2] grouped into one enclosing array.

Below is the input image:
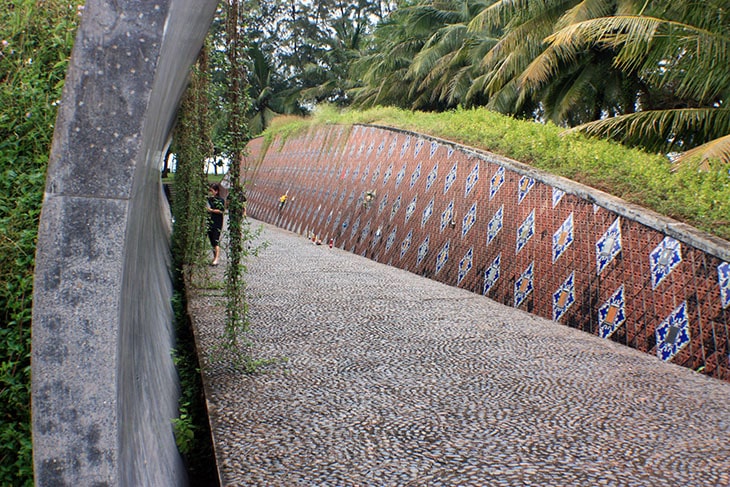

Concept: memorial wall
[[243, 124, 730, 382]]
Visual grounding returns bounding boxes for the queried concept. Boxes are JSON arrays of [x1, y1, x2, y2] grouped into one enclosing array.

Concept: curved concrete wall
[[243, 124, 730, 382], [32, 1, 217, 485]]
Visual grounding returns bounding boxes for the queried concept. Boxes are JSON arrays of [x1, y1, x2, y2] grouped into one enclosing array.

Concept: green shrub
[[0, 2, 81, 484]]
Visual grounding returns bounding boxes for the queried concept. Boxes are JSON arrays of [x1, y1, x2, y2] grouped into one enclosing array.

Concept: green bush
[[0, 2, 81, 484]]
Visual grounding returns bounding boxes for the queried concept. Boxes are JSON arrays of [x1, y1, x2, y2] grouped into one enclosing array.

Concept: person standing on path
[[207, 183, 225, 266]]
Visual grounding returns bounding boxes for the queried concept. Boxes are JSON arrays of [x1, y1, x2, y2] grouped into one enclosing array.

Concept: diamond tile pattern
[[598, 285, 626, 339], [465, 162, 479, 197], [458, 247, 474, 285], [720, 262, 730, 309], [436, 240, 450, 275], [650, 236, 682, 289], [244, 125, 730, 382], [553, 213, 574, 263], [483, 253, 501, 295], [487, 205, 503, 247], [516, 209, 535, 254], [444, 163, 458, 195], [462, 202, 477, 238], [596, 217, 622, 275], [515, 262, 534, 308], [655, 302, 690, 362], [553, 271, 575, 321], [490, 167, 504, 200]]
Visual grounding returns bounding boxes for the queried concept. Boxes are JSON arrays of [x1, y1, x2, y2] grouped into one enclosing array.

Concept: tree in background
[[349, 0, 729, 165], [530, 0, 730, 165]]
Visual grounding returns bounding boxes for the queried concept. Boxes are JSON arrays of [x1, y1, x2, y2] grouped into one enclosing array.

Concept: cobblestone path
[[189, 220, 730, 487]]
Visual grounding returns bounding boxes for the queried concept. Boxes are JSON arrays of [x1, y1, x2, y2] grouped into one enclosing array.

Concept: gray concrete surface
[[190, 220, 730, 486], [32, 1, 217, 484]]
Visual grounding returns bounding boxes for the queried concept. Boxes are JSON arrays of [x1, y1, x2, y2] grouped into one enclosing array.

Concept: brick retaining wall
[[242, 124, 730, 382]]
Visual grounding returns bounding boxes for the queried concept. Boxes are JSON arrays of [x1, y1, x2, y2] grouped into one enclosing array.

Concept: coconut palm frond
[[674, 134, 730, 168], [557, 0, 619, 29], [567, 107, 730, 153]]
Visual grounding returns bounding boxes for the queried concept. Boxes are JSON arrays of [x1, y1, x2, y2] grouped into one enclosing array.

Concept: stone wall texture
[[32, 0, 217, 485], [243, 124, 730, 382]]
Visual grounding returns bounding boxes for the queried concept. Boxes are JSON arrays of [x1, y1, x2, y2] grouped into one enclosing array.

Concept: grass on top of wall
[[261, 105, 730, 242]]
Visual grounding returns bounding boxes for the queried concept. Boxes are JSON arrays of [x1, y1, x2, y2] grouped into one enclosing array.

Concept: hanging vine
[[220, 0, 269, 366], [170, 47, 212, 281]]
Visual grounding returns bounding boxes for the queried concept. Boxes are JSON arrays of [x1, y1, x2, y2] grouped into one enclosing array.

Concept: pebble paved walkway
[[189, 220, 730, 487]]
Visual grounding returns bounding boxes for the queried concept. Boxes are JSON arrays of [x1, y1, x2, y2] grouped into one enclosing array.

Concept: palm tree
[[406, 0, 498, 109], [524, 1, 730, 164], [467, 0, 646, 121], [349, 10, 431, 108]]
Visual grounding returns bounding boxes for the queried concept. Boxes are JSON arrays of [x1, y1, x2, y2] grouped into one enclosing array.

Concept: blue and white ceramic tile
[[516, 209, 535, 254], [400, 229, 413, 260], [444, 163, 458, 195], [598, 285, 626, 339], [462, 202, 477, 238], [372, 226, 383, 247], [440, 200, 455, 233], [422, 197, 434, 228], [436, 240, 450, 274], [395, 163, 407, 188], [378, 192, 389, 215], [430, 141, 439, 158], [351, 167, 359, 183], [650, 236, 682, 289], [390, 194, 402, 220], [514, 262, 535, 308], [333, 213, 342, 229], [426, 163, 438, 192], [596, 217, 622, 275], [386, 226, 398, 251], [719, 262, 730, 308], [405, 195, 417, 223], [518, 176, 534, 204], [358, 141, 365, 156], [552, 188, 565, 207], [401, 136, 411, 157], [371, 164, 381, 185], [366, 142, 374, 158], [483, 253, 501, 295], [382, 162, 393, 186], [326, 210, 333, 226], [350, 216, 361, 239], [361, 220, 371, 241], [413, 138, 424, 157], [417, 235, 430, 266], [366, 161, 375, 179], [458, 247, 473, 285], [341, 216, 349, 230], [446, 146, 454, 158], [552, 271, 576, 321], [410, 162, 422, 189], [487, 205, 504, 246], [388, 136, 397, 158], [490, 167, 505, 200], [376, 139, 385, 157], [465, 162, 479, 198], [552, 212, 574, 263], [347, 190, 355, 207], [655, 301, 690, 362]]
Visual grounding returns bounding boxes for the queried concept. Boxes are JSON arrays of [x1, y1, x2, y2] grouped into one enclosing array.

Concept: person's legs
[[212, 245, 220, 265], [208, 225, 222, 265]]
